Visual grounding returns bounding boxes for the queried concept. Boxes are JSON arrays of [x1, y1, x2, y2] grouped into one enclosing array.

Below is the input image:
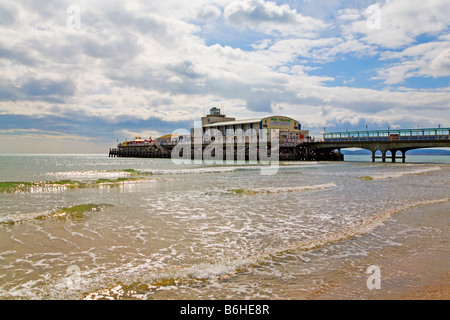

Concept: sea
[[0, 154, 448, 300]]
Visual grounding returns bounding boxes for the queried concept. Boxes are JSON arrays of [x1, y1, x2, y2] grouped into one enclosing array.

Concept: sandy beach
[[310, 202, 450, 300]]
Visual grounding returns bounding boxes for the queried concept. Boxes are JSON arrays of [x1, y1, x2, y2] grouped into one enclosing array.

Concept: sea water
[[0, 154, 448, 299]]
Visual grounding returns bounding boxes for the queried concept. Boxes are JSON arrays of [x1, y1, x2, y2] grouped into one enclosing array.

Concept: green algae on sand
[[46, 204, 114, 221], [0, 177, 151, 193], [1, 203, 114, 225], [0, 180, 81, 193]]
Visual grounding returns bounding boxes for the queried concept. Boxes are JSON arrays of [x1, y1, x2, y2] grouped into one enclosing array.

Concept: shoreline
[[310, 201, 450, 300]]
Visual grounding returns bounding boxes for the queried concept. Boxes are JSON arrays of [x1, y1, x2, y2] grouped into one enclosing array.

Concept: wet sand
[[311, 202, 450, 300], [399, 272, 449, 300]]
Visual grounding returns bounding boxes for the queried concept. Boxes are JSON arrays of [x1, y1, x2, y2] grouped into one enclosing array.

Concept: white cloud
[[197, 5, 222, 21], [374, 40, 450, 84], [429, 48, 450, 76], [348, 0, 450, 49], [224, 0, 327, 36], [337, 9, 361, 21]]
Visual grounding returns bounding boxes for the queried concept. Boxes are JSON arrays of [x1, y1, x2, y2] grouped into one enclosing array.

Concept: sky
[[0, 0, 449, 153]]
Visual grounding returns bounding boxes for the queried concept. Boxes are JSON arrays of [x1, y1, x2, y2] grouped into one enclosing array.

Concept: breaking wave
[[140, 166, 265, 175], [360, 166, 441, 181], [46, 170, 136, 179], [139, 162, 318, 176], [0, 177, 172, 194], [41, 162, 318, 180], [228, 183, 336, 195]]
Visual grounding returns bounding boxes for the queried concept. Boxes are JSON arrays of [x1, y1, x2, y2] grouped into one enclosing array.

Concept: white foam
[[140, 166, 253, 175], [280, 161, 319, 166], [229, 183, 337, 195], [0, 211, 51, 225], [250, 182, 337, 194], [157, 197, 450, 283], [46, 163, 317, 178], [46, 170, 131, 179], [370, 166, 441, 180]]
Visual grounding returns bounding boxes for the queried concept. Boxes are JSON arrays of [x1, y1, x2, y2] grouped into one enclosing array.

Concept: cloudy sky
[[0, 0, 449, 153]]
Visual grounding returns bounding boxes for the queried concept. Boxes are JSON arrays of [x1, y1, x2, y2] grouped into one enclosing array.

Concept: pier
[[109, 125, 449, 163], [109, 141, 343, 161], [109, 143, 171, 158]]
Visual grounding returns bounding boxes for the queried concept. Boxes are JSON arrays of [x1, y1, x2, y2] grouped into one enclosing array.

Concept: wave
[[140, 165, 270, 175], [141, 167, 236, 175], [161, 197, 449, 278], [280, 161, 319, 166], [0, 177, 171, 194], [0, 204, 114, 225], [44, 163, 316, 180], [5, 197, 448, 299], [228, 182, 336, 195], [47, 170, 132, 179], [140, 162, 319, 175], [43, 166, 260, 179], [360, 166, 441, 181], [279, 197, 449, 254], [45, 169, 156, 179], [83, 197, 449, 299]]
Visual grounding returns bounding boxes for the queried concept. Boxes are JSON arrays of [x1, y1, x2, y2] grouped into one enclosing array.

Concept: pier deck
[[109, 142, 342, 161]]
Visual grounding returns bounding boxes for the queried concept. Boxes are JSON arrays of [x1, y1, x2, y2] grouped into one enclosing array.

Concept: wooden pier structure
[[109, 142, 343, 161]]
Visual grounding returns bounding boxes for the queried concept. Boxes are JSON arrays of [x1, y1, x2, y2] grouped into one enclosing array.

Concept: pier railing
[[323, 127, 450, 143], [323, 135, 449, 142]]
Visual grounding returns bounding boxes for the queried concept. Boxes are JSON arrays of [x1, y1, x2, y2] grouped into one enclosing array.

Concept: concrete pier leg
[[392, 150, 396, 163], [402, 150, 406, 163], [371, 150, 376, 162], [382, 150, 386, 162]]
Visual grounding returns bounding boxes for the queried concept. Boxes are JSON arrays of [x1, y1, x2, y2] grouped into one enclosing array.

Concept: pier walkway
[[308, 127, 450, 162]]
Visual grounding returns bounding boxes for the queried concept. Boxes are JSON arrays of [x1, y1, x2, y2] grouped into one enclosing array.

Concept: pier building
[[200, 108, 309, 145], [109, 108, 342, 161]]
